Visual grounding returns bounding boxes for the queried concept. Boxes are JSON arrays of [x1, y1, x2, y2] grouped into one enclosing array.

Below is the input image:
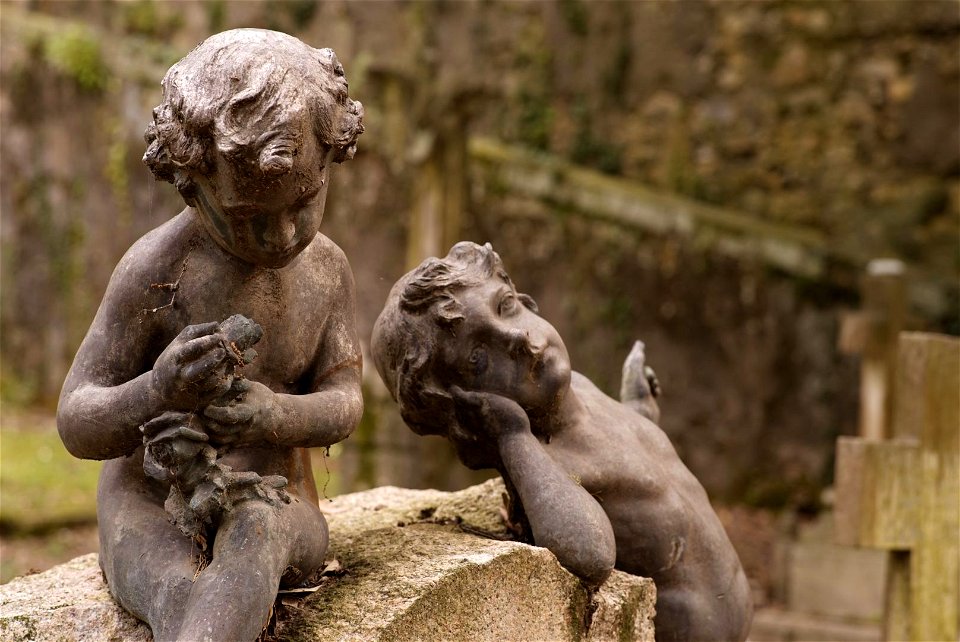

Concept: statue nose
[[507, 329, 545, 358]]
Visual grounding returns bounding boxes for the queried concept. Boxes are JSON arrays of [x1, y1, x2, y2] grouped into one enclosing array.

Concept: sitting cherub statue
[[371, 241, 752, 642], [57, 29, 364, 641]]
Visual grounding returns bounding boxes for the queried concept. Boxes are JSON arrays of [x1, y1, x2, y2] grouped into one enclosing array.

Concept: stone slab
[[0, 478, 656, 641]]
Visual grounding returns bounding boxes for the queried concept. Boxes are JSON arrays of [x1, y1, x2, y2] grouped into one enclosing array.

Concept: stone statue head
[[142, 29, 364, 267], [372, 242, 571, 468]]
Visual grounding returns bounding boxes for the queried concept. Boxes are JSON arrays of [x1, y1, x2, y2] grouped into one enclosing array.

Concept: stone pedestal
[[0, 479, 655, 641]]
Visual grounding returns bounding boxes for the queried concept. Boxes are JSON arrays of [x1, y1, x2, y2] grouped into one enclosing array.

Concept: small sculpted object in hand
[[371, 242, 752, 642], [57, 29, 364, 642]]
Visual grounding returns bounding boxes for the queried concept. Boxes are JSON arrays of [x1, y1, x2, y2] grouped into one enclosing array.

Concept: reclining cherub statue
[[57, 29, 364, 641], [371, 241, 752, 642]]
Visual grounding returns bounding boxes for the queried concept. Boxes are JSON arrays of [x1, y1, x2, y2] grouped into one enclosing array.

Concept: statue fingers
[[204, 403, 254, 425], [450, 385, 486, 409], [180, 347, 228, 384], [175, 334, 224, 365], [141, 411, 194, 438], [174, 321, 220, 344], [170, 425, 210, 442]]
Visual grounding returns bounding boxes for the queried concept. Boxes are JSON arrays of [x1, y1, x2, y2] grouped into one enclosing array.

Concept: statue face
[[441, 276, 572, 412], [191, 133, 331, 269]]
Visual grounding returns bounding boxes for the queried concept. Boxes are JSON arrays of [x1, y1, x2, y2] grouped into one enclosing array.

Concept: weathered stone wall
[[1, 1, 956, 503], [31, 0, 956, 272]]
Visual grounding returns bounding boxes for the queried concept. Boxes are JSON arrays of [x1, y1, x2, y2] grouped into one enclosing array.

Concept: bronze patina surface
[[57, 29, 364, 642], [372, 241, 753, 642]]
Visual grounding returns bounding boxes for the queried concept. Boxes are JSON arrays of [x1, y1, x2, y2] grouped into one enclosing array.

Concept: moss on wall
[[42, 26, 109, 93]]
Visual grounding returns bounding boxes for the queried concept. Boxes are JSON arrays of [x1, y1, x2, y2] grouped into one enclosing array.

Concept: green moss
[[602, 295, 634, 345], [24, 173, 85, 301], [123, 0, 159, 36], [42, 27, 109, 93], [517, 91, 555, 151], [0, 367, 38, 409], [565, 581, 590, 641], [122, 0, 185, 39], [104, 119, 132, 231], [604, 40, 632, 105], [205, 0, 227, 33], [559, 0, 589, 37], [603, 4, 633, 106], [619, 600, 638, 642], [264, 0, 318, 31], [570, 99, 622, 174], [664, 120, 710, 200], [0, 615, 38, 641], [352, 385, 380, 490], [286, 0, 319, 29]]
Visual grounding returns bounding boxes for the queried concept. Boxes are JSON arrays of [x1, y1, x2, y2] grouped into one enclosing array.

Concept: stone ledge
[[0, 479, 655, 641]]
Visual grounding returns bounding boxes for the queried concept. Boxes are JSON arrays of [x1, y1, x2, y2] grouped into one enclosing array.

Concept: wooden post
[[406, 117, 466, 269], [838, 258, 906, 441], [835, 332, 959, 641]]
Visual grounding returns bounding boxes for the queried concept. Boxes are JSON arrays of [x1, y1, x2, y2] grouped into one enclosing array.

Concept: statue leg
[[97, 460, 201, 641], [175, 495, 329, 641]]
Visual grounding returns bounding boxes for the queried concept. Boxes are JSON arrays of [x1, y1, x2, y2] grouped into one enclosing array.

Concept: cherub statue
[[371, 242, 752, 642], [57, 29, 364, 641]]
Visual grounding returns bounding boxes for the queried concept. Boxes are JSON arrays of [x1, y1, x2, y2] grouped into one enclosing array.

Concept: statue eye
[[469, 346, 488, 375], [498, 294, 519, 316]]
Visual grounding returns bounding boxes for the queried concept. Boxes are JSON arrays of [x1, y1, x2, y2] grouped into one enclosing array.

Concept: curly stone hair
[[142, 29, 364, 202]]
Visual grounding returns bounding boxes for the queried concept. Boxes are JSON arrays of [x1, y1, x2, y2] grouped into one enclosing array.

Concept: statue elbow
[[328, 388, 364, 445], [552, 529, 617, 588], [567, 542, 616, 588], [56, 405, 94, 460]]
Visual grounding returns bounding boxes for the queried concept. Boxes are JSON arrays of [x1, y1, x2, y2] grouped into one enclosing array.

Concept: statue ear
[[435, 295, 465, 328], [518, 293, 539, 314]]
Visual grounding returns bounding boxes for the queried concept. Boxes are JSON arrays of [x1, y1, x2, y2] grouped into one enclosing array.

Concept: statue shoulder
[[102, 212, 199, 310], [570, 371, 606, 398], [308, 233, 351, 267], [114, 212, 196, 276], [303, 234, 356, 291]]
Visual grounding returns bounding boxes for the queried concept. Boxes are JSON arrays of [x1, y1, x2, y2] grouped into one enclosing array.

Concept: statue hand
[[202, 380, 278, 447], [152, 322, 234, 409], [141, 411, 215, 488], [450, 386, 530, 441]]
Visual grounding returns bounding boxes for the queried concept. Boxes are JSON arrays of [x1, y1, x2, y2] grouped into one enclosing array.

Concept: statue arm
[[497, 430, 616, 587], [452, 388, 616, 587], [59, 240, 235, 460], [244, 360, 363, 448], [266, 293, 363, 446], [266, 249, 363, 448], [57, 252, 169, 460]]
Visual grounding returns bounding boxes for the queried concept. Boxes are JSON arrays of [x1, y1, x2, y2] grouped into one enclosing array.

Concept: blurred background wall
[[1, 0, 957, 511]]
